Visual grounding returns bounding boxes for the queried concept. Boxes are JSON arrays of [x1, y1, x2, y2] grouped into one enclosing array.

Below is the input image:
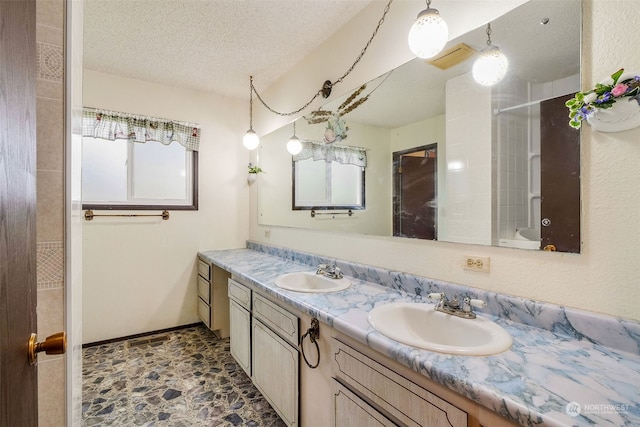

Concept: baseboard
[[82, 322, 204, 348]]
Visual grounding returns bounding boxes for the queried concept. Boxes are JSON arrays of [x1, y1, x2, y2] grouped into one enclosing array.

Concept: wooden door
[[540, 95, 581, 253], [0, 0, 39, 425], [393, 145, 437, 240]]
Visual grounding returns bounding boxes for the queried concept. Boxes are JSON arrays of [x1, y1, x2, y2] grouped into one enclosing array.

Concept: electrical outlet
[[264, 230, 271, 238], [463, 256, 490, 273]]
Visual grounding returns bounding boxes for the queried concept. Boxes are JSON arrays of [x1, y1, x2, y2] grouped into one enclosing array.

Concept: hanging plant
[[248, 162, 264, 174]]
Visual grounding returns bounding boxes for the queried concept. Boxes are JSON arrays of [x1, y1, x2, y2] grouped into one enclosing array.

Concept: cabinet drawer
[[332, 339, 467, 427], [198, 296, 211, 329], [197, 275, 210, 304], [228, 278, 251, 309], [197, 258, 210, 280], [333, 380, 395, 427], [252, 293, 298, 347]]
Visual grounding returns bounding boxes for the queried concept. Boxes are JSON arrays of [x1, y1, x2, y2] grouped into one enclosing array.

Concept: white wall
[[250, 1, 640, 322], [82, 71, 248, 343]]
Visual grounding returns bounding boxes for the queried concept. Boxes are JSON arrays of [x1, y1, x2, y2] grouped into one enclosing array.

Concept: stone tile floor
[[82, 325, 286, 426]]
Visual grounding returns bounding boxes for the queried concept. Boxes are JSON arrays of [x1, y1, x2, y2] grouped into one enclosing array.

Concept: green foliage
[[248, 163, 264, 174]]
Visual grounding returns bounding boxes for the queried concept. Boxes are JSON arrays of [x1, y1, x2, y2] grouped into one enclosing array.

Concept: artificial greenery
[[305, 84, 369, 125], [566, 68, 640, 129], [248, 163, 264, 174]]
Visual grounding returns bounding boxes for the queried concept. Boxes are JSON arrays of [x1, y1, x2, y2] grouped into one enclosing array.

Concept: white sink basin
[[275, 272, 351, 293], [368, 302, 512, 356]]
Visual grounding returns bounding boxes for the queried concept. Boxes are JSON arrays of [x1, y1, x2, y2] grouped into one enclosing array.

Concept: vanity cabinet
[[331, 334, 518, 427], [333, 380, 396, 427], [196, 257, 230, 337], [228, 278, 252, 376], [333, 339, 467, 427], [252, 292, 300, 427]]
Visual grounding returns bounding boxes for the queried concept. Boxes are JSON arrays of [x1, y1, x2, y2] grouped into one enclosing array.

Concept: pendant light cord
[[250, 0, 393, 117], [248, 76, 254, 127]]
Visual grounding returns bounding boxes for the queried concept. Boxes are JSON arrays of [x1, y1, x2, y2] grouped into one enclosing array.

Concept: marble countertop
[[199, 248, 640, 427]]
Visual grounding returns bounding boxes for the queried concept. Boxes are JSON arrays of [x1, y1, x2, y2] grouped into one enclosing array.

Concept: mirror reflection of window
[[292, 140, 366, 210], [293, 158, 364, 210]]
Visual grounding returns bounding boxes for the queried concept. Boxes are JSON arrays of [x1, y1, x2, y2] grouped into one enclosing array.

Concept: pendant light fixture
[[242, 0, 392, 151], [407, 0, 448, 59], [472, 23, 508, 86], [286, 121, 302, 155], [242, 76, 260, 150]]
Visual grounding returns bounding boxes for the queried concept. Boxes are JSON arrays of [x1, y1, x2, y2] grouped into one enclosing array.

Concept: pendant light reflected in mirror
[[408, 0, 448, 59], [472, 23, 508, 86], [243, 76, 260, 150], [287, 121, 302, 155]]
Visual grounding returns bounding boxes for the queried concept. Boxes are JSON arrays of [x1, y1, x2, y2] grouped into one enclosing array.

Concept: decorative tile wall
[[36, 1, 66, 426], [37, 241, 64, 289], [37, 42, 64, 81]]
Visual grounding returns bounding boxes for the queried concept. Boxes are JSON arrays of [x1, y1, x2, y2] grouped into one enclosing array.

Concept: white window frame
[[81, 137, 198, 211]]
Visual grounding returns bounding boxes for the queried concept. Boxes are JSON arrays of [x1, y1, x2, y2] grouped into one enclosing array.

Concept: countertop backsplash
[[246, 240, 640, 356]]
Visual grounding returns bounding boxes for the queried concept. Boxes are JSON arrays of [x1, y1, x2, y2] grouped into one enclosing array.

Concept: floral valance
[[82, 108, 201, 151], [293, 140, 367, 168]]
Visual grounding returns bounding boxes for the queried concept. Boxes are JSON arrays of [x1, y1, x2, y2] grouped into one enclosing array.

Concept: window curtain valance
[[293, 140, 367, 167], [82, 108, 201, 151]]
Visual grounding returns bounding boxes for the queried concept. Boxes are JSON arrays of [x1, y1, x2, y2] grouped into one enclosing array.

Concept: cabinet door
[[230, 299, 251, 376], [334, 381, 395, 427], [252, 319, 299, 427]]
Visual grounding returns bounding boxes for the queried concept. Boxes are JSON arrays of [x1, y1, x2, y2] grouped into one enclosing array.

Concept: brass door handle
[[28, 332, 66, 365]]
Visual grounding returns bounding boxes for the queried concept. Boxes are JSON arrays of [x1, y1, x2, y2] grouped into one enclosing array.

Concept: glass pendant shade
[[472, 45, 508, 86], [287, 135, 302, 155], [407, 8, 448, 59], [243, 129, 260, 150]]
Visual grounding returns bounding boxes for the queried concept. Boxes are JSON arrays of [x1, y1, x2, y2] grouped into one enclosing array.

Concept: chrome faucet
[[428, 292, 486, 319], [316, 263, 343, 279]]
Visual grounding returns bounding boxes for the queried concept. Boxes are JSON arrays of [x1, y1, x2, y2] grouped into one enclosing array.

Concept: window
[[292, 141, 366, 210], [81, 108, 199, 210]]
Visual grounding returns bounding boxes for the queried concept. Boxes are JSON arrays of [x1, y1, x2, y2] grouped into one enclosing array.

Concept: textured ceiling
[[84, 0, 372, 99], [84, 0, 580, 129]]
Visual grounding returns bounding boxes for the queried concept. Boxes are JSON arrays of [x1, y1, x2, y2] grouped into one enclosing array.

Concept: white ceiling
[[83, 0, 372, 99], [84, 0, 581, 129]]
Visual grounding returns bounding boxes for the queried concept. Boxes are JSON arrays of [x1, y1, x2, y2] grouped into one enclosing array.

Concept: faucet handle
[[428, 292, 444, 301], [469, 298, 487, 308], [462, 297, 486, 313]]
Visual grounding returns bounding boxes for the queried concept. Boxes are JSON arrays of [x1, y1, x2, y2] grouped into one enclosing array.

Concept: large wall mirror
[[258, 0, 581, 253]]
